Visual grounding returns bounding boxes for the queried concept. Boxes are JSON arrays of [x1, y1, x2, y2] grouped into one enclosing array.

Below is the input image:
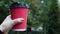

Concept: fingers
[[13, 18, 24, 24]]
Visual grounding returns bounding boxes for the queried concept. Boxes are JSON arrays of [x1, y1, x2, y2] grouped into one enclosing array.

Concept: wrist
[[0, 25, 5, 32], [0, 25, 12, 33]]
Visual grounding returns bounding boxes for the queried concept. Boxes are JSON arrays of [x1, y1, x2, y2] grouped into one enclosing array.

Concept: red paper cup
[[10, 2, 28, 31]]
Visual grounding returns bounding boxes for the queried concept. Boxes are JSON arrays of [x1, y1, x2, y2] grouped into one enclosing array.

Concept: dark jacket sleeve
[[0, 30, 4, 34]]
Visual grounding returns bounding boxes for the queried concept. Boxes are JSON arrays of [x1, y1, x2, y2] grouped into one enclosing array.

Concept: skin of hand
[[0, 15, 24, 34]]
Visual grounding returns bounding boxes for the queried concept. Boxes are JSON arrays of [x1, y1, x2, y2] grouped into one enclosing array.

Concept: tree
[[43, 0, 59, 34], [47, 0, 59, 34]]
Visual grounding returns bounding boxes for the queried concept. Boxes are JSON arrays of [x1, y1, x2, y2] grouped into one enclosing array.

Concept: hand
[[0, 15, 24, 34]]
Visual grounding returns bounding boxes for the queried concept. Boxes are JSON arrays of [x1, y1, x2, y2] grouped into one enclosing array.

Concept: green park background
[[0, 0, 60, 34]]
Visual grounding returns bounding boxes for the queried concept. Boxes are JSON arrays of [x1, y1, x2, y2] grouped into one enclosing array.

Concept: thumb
[[12, 18, 24, 24]]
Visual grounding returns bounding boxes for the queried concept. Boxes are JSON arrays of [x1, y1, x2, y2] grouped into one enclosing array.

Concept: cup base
[[13, 29, 26, 31]]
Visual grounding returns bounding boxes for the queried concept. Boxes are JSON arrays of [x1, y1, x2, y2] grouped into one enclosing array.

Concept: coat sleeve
[[0, 30, 4, 34]]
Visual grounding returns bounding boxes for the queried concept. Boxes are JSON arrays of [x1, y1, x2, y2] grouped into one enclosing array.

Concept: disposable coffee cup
[[10, 2, 28, 31]]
